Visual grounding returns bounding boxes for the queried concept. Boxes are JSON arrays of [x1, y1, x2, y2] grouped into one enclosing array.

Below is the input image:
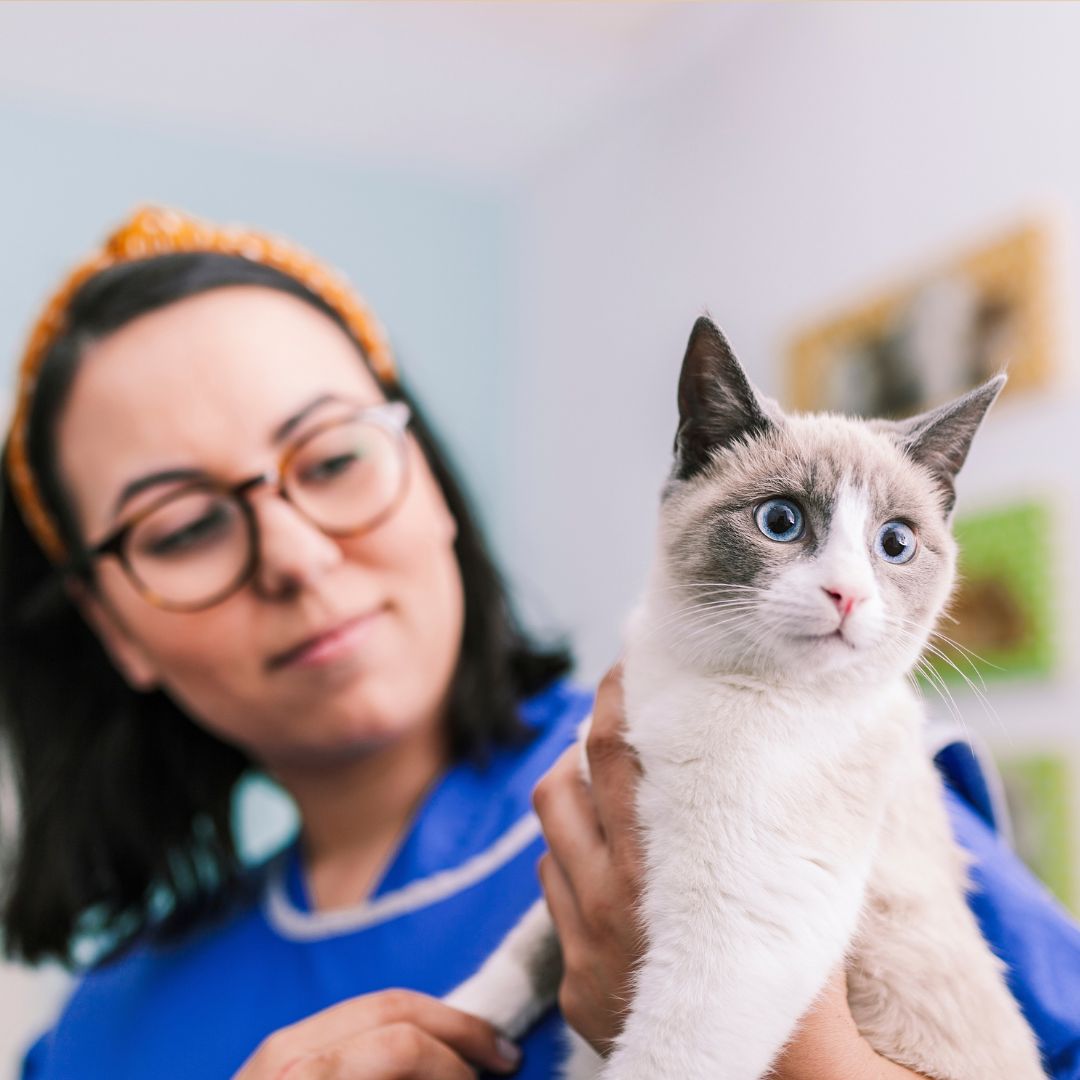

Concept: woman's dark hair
[[0, 252, 572, 967]]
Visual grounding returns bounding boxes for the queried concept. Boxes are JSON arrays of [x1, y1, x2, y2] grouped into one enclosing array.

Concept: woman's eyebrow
[[109, 395, 350, 524], [111, 467, 210, 521], [271, 392, 347, 445]]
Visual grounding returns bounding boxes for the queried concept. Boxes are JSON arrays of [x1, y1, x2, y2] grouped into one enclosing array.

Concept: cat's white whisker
[[670, 617, 757, 656], [661, 602, 761, 641], [928, 629, 1003, 678], [887, 612, 1000, 690], [919, 643, 1005, 740], [665, 582, 768, 592], [644, 601, 760, 643], [913, 656, 970, 738]]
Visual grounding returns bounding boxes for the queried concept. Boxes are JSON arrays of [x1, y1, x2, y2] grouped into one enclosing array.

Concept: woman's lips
[[269, 608, 386, 670]]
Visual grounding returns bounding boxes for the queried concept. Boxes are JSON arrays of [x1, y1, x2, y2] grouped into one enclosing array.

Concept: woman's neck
[[272, 719, 449, 913]]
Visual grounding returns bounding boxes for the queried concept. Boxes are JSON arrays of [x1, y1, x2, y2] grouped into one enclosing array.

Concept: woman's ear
[[64, 578, 162, 692]]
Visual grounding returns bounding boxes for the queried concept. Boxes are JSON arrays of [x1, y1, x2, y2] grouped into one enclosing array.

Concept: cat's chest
[[625, 676, 913, 838], [628, 674, 904, 753]]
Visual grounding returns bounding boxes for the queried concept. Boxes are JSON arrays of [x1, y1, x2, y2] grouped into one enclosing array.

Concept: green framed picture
[[925, 501, 1056, 686]]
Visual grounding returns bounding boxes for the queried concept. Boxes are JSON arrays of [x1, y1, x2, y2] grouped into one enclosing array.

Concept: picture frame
[[787, 221, 1055, 419]]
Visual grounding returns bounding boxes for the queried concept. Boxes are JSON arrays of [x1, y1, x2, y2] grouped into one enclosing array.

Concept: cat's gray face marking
[[654, 317, 1003, 686]]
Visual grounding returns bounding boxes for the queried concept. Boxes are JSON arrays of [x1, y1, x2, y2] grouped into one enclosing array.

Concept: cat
[[447, 316, 1046, 1080]]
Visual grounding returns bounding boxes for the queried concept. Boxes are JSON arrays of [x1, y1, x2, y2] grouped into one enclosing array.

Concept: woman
[[1, 206, 1076, 1080]]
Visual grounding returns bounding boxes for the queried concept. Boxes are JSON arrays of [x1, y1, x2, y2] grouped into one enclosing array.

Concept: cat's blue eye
[[876, 520, 917, 564], [754, 499, 804, 542]]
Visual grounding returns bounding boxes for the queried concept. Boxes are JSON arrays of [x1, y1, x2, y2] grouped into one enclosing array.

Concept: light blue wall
[[0, 99, 515, 554]]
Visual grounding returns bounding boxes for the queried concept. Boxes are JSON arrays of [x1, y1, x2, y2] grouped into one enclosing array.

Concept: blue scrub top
[[22, 680, 1080, 1078]]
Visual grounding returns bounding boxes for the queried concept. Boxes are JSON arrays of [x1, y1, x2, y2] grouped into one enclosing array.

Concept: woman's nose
[[249, 490, 344, 600]]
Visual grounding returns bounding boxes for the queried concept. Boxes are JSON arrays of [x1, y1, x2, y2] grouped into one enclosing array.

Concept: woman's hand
[[232, 988, 522, 1079], [771, 968, 931, 1080], [531, 662, 646, 1055]]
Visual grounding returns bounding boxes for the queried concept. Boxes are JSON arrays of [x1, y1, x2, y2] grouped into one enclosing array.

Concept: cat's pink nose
[[823, 587, 865, 617]]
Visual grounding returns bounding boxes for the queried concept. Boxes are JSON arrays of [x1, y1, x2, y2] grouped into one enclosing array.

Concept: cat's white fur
[[448, 331, 1045, 1079]]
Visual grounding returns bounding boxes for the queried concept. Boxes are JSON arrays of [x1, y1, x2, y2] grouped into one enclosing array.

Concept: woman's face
[[56, 285, 465, 770]]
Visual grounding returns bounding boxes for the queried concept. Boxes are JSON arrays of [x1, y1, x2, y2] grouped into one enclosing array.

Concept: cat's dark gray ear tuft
[[674, 316, 771, 481], [897, 374, 1006, 514]]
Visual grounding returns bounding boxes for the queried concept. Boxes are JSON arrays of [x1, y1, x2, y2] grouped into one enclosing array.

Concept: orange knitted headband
[[4, 204, 397, 566]]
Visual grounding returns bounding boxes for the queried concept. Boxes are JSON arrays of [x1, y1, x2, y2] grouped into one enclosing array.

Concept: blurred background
[[1, 2, 1078, 1073]]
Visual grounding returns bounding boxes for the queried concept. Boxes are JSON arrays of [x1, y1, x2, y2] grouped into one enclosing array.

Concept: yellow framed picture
[[787, 222, 1055, 418]]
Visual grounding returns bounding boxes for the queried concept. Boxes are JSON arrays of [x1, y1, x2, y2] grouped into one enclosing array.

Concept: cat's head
[[654, 316, 1003, 686]]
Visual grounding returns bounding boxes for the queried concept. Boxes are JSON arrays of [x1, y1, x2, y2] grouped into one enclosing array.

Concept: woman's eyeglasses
[[78, 401, 411, 612]]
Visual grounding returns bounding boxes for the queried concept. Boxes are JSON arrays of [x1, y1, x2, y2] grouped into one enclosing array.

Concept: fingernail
[[496, 1035, 522, 1068]]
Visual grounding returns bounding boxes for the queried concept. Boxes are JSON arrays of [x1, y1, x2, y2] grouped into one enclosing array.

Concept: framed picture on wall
[[786, 221, 1055, 419], [922, 501, 1057, 687]]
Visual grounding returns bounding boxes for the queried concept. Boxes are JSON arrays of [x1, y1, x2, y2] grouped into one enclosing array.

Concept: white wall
[[506, 3, 1080, 752]]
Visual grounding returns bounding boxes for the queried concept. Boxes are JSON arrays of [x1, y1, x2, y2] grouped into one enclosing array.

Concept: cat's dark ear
[[674, 316, 772, 481], [896, 375, 1006, 513]]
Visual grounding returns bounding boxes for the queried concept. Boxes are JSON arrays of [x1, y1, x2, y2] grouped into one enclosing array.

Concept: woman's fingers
[[310, 991, 518, 1072], [585, 663, 643, 872], [284, 1023, 478, 1080], [526, 661, 647, 1056], [235, 990, 520, 1078], [533, 663, 640, 890], [531, 745, 605, 893], [770, 966, 869, 1080], [537, 850, 586, 952], [537, 849, 623, 1054]]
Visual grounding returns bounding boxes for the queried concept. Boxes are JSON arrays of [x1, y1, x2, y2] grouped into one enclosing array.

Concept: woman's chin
[[211, 691, 414, 773]]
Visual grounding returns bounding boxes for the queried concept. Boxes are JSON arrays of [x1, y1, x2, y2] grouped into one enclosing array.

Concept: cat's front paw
[[445, 968, 542, 1039], [443, 975, 502, 1026]]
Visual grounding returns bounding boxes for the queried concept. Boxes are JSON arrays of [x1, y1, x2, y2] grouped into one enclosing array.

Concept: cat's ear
[[895, 375, 1006, 513], [674, 316, 773, 481]]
